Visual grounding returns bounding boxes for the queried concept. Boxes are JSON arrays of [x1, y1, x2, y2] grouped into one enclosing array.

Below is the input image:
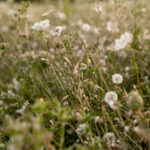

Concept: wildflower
[[31, 19, 50, 31], [127, 90, 144, 111], [16, 102, 29, 114], [133, 119, 138, 125], [8, 90, 15, 97], [134, 126, 140, 133], [13, 78, 20, 91], [104, 91, 118, 109], [112, 73, 123, 84], [40, 19, 50, 29], [49, 120, 54, 125], [63, 101, 69, 106], [134, 127, 150, 142], [0, 100, 3, 105], [93, 27, 100, 35], [124, 126, 130, 132], [67, 128, 73, 135], [7, 9, 15, 16], [54, 26, 63, 35], [125, 66, 130, 71], [106, 21, 119, 32], [80, 63, 88, 70], [1, 26, 9, 32], [103, 132, 116, 146], [95, 116, 103, 123], [76, 123, 87, 135], [83, 107, 89, 112], [75, 50, 84, 57], [76, 112, 83, 121], [57, 12, 66, 20], [114, 32, 133, 51], [82, 24, 91, 31], [92, 4, 102, 13]]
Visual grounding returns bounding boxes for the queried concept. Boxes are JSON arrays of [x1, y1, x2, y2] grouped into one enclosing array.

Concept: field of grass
[[0, 0, 150, 149]]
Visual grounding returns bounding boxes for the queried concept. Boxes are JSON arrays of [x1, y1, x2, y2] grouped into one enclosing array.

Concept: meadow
[[0, 0, 150, 149]]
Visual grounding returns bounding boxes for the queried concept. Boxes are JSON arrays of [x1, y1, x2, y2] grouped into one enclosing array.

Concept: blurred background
[[0, 0, 77, 2], [0, 0, 104, 2]]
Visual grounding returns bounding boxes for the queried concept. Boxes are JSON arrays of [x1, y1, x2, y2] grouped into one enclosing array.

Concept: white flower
[[103, 132, 116, 145], [80, 63, 88, 70], [0, 101, 3, 105], [57, 12, 66, 20], [13, 78, 20, 91], [121, 32, 133, 43], [114, 32, 133, 51], [67, 128, 73, 135], [125, 66, 130, 71], [1, 26, 9, 32], [114, 39, 126, 51], [39, 19, 50, 29], [7, 9, 15, 16], [106, 21, 119, 32], [55, 26, 63, 35], [93, 27, 100, 35], [95, 116, 102, 123], [124, 126, 130, 132], [133, 126, 140, 133], [92, 4, 102, 13], [63, 101, 68, 106], [32, 19, 50, 31], [76, 123, 87, 135], [75, 50, 84, 57], [104, 91, 118, 109], [108, 101, 116, 110], [107, 22, 112, 31], [104, 91, 118, 102], [16, 102, 29, 114], [75, 112, 83, 121], [112, 73, 123, 84], [82, 24, 91, 31]]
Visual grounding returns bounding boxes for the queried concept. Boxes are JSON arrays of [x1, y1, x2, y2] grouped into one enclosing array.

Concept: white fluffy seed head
[[104, 91, 118, 110], [95, 116, 100, 123], [127, 90, 144, 111], [76, 123, 87, 135], [82, 24, 91, 31], [92, 4, 102, 13], [31, 19, 50, 31], [114, 32, 133, 51], [112, 73, 123, 84], [104, 91, 118, 103], [103, 132, 116, 145]]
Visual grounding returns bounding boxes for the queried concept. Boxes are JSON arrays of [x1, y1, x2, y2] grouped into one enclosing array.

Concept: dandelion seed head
[[104, 91, 118, 110], [114, 32, 133, 51], [76, 123, 87, 135], [103, 132, 116, 145], [112, 73, 123, 84], [92, 4, 102, 13], [32, 19, 50, 31], [57, 12, 66, 20], [104, 91, 118, 103], [82, 24, 91, 31]]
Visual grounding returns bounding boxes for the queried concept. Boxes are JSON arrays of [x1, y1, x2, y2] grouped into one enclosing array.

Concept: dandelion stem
[[130, 48, 142, 95]]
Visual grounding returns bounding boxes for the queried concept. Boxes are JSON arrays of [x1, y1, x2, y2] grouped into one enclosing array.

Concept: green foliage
[[131, 28, 141, 50]]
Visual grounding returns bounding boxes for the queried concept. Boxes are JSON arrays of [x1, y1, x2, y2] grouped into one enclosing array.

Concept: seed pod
[[134, 127, 150, 144], [127, 90, 144, 111]]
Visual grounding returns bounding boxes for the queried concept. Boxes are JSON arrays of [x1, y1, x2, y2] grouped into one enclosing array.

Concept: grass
[[0, 0, 150, 149]]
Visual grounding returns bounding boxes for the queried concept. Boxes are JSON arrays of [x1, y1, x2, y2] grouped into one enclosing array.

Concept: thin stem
[[60, 122, 65, 150], [130, 48, 142, 95]]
